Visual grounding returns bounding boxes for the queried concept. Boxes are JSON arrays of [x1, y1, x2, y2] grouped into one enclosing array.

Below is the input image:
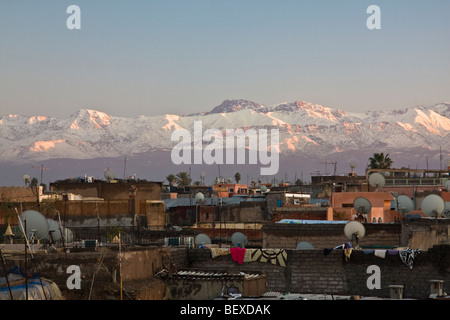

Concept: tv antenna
[[368, 172, 385, 190], [344, 220, 366, 249], [353, 197, 372, 221]]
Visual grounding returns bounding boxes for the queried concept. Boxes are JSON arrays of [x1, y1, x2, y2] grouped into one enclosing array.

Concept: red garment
[[230, 247, 246, 264]]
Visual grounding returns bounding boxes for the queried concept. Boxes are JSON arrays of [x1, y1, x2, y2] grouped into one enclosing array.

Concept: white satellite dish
[[19, 210, 49, 241], [353, 197, 372, 215], [441, 201, 450, 218], [394, 195, 415, 214], [194, 192, 205, 202], [195, 233, 211, 247], [22, 174, 31, 185], [444, 180, 450, 191], [231, 232, 248, 248], [369, 173, 385, 189], [296, 241, 314, 250], [349, 162, 356, 171], [421, 194, 445, 218], [64, 228, 74, 243], [260, 185, 268, 193], [344, 220, 366, 249], [104, 168, 115, 181], [47, 219, 63, 242]]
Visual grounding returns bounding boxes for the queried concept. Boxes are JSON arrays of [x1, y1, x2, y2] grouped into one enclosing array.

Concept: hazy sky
[[1, 0, 449, 118]]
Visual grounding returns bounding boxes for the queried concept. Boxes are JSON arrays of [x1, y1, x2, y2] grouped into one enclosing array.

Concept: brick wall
[[187, 245, 450, 298], [262, 223, 402, 249]]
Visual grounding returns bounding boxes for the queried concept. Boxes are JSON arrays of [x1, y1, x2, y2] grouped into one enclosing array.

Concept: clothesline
[[209, 247, 288, 267]]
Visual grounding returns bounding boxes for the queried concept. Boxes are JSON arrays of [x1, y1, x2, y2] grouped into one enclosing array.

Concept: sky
[[1, 0, 449, 118]]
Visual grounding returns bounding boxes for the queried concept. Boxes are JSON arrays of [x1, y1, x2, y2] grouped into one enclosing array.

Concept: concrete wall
[[49, 181, 162, 201], [16, 246, 186, 300], [402, 218, 450, 250]]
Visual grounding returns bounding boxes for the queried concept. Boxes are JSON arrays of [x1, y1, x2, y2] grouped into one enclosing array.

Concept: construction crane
[[32, 164, 49, 185], [320, 160, 337, 176]]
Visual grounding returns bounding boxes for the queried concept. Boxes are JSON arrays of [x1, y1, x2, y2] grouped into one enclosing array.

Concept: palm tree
[[234, 172, 241, 184], [176, 171, 192, 190], [368, 153, 393, 169], [166, 174, 176, 187]]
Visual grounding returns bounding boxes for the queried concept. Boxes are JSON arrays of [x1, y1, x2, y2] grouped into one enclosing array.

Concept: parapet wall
[[187, 244, 450, 299], [262, 223, 403, 249]]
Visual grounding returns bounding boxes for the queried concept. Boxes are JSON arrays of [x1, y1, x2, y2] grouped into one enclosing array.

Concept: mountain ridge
[[0, 99, 449, 167]]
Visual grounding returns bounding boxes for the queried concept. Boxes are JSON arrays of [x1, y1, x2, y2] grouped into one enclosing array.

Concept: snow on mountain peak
[[70, 108, 112, 129], [0, 100, 448, 165], [207, 99, 264, 114]]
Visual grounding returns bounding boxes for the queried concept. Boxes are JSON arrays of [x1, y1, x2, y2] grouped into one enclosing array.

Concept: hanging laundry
[[374, 250, 386, 258], [230, 247, 246, 264], [388, 250, 398, 255], [324, 242, 351, 256], [363, 249, 375, 255], [399, 248, 420, 269], [344, 248, 353, 262], [250, 249, 288, 267], [210, 248, 230, 258]]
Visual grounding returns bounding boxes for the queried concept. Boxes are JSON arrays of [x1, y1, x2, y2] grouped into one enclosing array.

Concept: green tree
[[234, 172, 241, 184], [176, 171, 192, 189], [166, 174, 176, 187], [368, 153, 393, 169]]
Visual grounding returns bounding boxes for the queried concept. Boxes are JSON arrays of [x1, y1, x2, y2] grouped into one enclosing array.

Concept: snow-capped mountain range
[[1, 99, 449, 164]]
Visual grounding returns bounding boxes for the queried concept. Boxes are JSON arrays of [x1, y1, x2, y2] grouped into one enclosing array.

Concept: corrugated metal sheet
[[163, 196, 264, 209]]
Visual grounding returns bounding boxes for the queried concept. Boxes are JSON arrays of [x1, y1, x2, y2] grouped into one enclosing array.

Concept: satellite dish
[[349, 162, 356, 170], [231, 232, 248, 248], [394, 195, 415, 214], [195, 233, 211, 247], [260, 185, 268, 193], [64, 228, 74, 243], [344, 220, 366, 249], [296, 241, 314, 250], [19, 210, 49, 241], [369, 173, 385, 189], [442, 201, 450, 218], [22, 174, 31, 185], [421, 194, 445, 218], [47, 219, 62, 242], [194, 192, 205, 202], [444, 180, 450, 191], [353, 197, 372, 215], [104, 168, 115, 181]]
